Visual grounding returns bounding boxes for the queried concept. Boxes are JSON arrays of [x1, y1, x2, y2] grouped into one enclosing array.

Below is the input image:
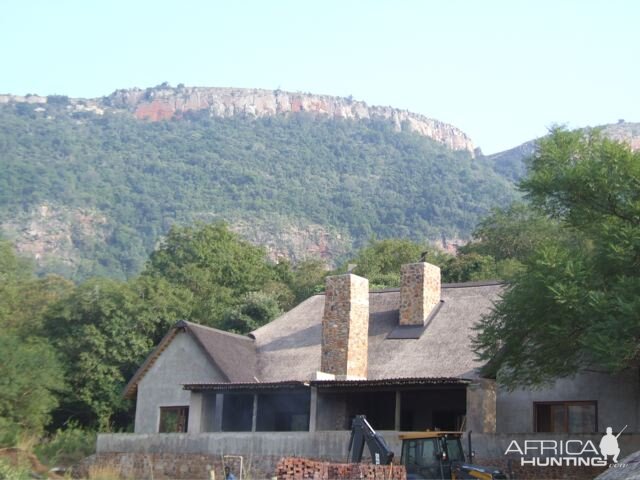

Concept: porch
[[181, 377, 495, 434]]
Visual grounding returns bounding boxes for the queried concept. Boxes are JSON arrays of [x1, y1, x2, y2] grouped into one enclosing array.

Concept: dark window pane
[[568, 404, 596, 433], [550, 404, 565, 433], [535, 402, 596, 433], [221, 394, 253, 432], [536, 404, 551, 432]]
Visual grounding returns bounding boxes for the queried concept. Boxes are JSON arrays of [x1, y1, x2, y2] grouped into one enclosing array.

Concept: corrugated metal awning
[[184, 377, 471, 392], [183, 380, 308, 392], [311, 377, 471, 389]]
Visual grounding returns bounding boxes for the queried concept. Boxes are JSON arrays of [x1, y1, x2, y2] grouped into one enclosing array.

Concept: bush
[[35, 424, 96, 467], [0, 418, 20, 448], [0, 459, 30, 480]]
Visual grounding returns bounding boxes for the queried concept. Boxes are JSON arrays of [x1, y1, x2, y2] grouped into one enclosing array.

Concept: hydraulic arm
[[347, 415, 394, 465]]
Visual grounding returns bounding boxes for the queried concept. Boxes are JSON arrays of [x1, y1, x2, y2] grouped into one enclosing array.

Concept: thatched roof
[[123, 320, 256, 398], [125, 281, 503, 396], [250, 281, 504, 382]]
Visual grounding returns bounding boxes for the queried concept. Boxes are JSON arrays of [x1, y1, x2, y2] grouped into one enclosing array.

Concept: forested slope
[[0, 102, 518, 279]]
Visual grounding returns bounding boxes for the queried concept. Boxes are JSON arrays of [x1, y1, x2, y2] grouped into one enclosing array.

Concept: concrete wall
[[497, 370, 640, 433], [134, 331, 226, 433], [98, 431, 640, 462]]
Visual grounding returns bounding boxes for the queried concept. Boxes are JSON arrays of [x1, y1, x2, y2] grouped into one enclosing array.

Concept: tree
[[142, 222, 292, 327], [288, 258, 329, 303], [0, 240, 69, 442], [44, 276, 192, 429], [461, 203, 563, 262], [220, 291, 282, 333], [0, 334, 65, 445], [473, 128, 640, 388], [441, 252, 499, 283], [343, 238, 449, 288]]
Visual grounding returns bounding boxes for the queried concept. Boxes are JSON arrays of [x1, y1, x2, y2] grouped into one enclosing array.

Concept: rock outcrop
[[105, 86, 476, 153], [1, 85, 476, 153]]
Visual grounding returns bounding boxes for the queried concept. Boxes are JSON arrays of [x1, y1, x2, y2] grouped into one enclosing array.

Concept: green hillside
[[0, 102, 518, 279]]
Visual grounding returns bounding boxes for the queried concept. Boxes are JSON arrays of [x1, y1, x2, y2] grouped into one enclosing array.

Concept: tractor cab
[[400, 431, 507, 480], [400, 431, 465, 479]]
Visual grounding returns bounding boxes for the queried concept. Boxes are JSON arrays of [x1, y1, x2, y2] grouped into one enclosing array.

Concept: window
[[534, 401, 597, 433], [159, 406, 189, 433]]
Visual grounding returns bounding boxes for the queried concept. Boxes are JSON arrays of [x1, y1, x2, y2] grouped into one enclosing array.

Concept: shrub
[[0, 459, 30, 480], [35, 424, 96, 467]]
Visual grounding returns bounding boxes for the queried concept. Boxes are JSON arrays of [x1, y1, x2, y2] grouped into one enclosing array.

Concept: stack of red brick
[[276, 457, 406, 480]]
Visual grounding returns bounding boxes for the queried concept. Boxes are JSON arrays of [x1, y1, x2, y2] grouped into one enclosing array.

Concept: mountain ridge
[[0, 84, 476, 154], [3, 85, 636, 281], [0, 93, 515, 279]]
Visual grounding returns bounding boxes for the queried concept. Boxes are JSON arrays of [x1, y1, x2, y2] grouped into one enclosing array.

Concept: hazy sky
[[2, 1, 638, 153]]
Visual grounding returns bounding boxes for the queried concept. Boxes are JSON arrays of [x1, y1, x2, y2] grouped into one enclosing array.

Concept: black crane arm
[[347, 415, 394, 465]]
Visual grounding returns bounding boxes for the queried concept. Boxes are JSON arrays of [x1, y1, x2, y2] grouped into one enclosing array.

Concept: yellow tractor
[[400, 431, 507, 479], [348, 416, 507, 479]]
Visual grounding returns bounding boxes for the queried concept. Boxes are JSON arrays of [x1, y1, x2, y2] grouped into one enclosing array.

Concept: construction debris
[[276, 457, 406, 480]]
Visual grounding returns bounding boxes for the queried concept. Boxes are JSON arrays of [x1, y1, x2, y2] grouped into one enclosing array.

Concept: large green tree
[[474, 128, 640, 388], [343, 238, 504, 287], [44, 276, 192, 429], [343, 238, 448, 287], [142, 222, 291, 330], [0, 335, 65, 445], [0, 240, 67, 443], [461, 202, 563, 262]]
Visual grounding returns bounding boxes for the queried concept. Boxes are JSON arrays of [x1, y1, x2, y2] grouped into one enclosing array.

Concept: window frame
[[533, 400, 598, 433], [158, 405, 189, 433]]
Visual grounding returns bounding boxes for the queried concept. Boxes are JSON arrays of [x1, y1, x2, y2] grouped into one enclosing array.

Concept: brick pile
[[276, 457, 406, 480]]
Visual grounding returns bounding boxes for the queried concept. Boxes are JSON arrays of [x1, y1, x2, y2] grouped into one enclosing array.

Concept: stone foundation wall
[[74, 452, 282, 480], [95, 432, 640, 479], [75, 452, 610, 480], [477, 456, 606, 480]]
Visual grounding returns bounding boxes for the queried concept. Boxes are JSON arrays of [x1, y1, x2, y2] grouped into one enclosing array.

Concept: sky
[[1, 1, 638, 154]]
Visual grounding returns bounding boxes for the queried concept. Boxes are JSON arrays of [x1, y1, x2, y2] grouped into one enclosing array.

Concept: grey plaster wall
[[134, 332, 225, 433], [497, 370, 640, 433]]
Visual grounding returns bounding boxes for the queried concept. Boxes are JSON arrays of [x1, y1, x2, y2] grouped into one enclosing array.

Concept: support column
[[201, 393, 216, 432], [213, 393, 224, 432], [309, 386, 318, 432], [187, 392, 203, 433], [465, 379, 497, 433], [251, 394, 258, 432], [395, 391, 402, 431]]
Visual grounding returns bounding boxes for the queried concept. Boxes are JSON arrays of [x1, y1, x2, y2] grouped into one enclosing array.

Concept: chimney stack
[[400, 262, 441, 325], [320, 274, 369, 379]]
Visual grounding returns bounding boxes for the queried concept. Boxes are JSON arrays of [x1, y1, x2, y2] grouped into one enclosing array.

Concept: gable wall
[[497, 369, 640, 433], [134, 331, 226, 433]]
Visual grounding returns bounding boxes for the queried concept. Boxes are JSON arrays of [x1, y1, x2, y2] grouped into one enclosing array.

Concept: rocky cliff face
[[1, 86, 476, 153], [104, 86, 476, 153], [602, 121, 640, 150]]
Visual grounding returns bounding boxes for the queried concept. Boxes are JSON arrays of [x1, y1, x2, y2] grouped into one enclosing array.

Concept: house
[[124, 262, 639, 437]]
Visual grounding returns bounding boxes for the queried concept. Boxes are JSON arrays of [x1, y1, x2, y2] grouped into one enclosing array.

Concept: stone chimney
[[319, 274, 369, 379], [399, 262, 441, 325]]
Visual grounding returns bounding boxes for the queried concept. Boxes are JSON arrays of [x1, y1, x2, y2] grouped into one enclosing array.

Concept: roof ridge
[[183, 320, 254, 342], [309, 280, 507, 295]]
